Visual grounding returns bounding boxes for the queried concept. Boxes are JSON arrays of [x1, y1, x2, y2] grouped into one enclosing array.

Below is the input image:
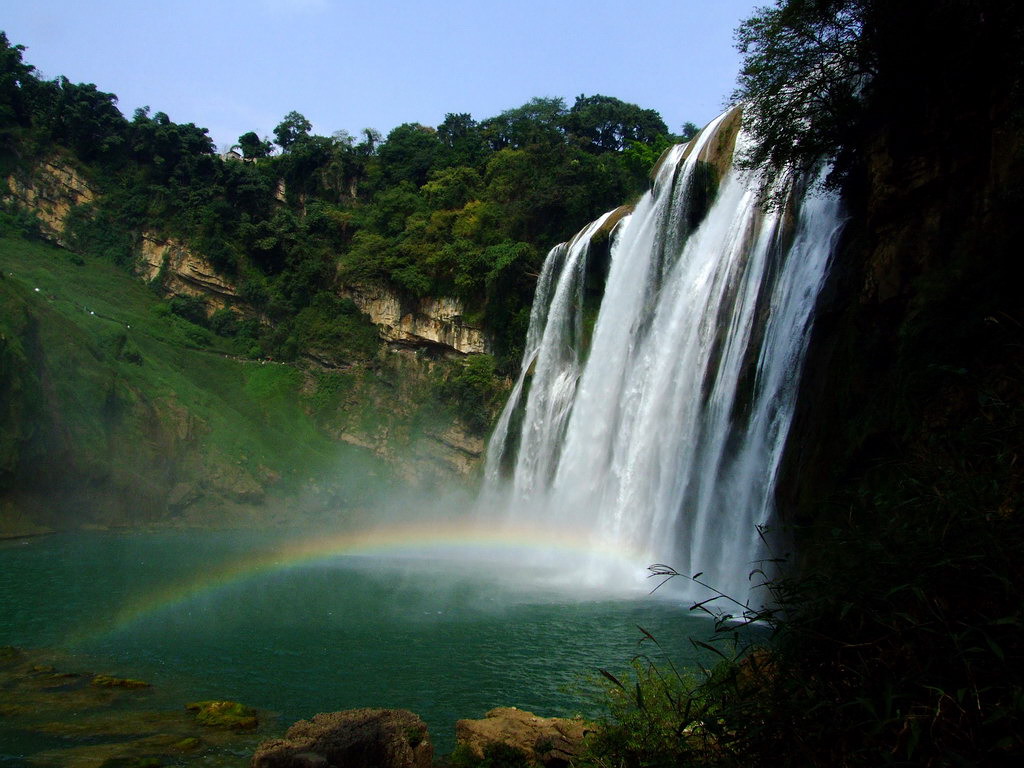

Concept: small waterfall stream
[[481, 111, 844, 605]]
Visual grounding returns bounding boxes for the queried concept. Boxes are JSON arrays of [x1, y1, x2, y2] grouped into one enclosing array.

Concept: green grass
[[0, 233, 501, 534], [0, 235, 393, 528]]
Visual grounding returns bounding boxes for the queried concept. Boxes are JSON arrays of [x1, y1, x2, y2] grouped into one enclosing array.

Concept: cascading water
[[481, 109, 844, 606]]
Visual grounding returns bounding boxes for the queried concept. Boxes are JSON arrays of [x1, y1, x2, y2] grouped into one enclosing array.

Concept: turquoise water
[[0, 529, 724, 759]]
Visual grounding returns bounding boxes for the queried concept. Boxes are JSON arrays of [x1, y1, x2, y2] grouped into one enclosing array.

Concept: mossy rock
[[185, 700, 258, 730], [172, 736, 202, 752], [92, 674, 151, 689]]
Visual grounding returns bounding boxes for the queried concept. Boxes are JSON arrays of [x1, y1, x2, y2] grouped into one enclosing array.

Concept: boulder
[[455, 707, 591, 768], [252, 708, 432, 768]]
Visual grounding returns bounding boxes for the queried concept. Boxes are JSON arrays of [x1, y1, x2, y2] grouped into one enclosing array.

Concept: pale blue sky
[[4, 0, 762, 151]]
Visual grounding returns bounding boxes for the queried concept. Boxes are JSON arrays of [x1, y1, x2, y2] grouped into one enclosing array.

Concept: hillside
[[0, 233, 492, 535], [0, 30, 686, 532]]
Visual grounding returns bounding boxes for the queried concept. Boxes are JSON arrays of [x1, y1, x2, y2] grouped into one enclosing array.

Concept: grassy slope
[[0, 235, 397, 535]]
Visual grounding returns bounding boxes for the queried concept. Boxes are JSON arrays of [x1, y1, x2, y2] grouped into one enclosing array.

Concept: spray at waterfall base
[[480, 108, 843, 606]]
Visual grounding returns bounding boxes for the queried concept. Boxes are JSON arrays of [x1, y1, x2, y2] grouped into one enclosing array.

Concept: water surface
[[0, 529, 723, 759]]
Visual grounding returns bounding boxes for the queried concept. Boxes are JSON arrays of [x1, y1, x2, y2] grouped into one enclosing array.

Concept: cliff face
[[0, 234, 493, 537], [778, 3, 1024, 531], [340, 285, 488, 356], [5, 156, 490, 357], [136, 235, 242, 313], [3, 157, 97, 245], [0, 158, 499, 534], [311, 348, 486, 484]]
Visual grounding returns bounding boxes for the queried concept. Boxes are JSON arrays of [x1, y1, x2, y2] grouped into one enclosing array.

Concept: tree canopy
[[732, 0, 873, 192], [0, 32, 688, 368]]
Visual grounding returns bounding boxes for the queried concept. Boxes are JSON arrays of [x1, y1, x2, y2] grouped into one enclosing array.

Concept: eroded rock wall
[[340, 284, 489, 355], [136, 234, 241, 313], [3, 158, 96, 245]]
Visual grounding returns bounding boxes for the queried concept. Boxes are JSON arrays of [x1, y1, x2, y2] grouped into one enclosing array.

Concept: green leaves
[[272, 110, 312, 152], [1, 27, 679, 373], [564, 93, 668, 153], [732, 0, 872, 195]]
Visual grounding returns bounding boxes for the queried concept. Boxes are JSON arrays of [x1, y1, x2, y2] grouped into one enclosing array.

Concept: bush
[[436, 354, 502, 433], [168, 294, 208, 325], [291, 292, 380, 361], [0, 203, 43, 240], [584, 659, 714, 768], [183, 324, 211, 348], [586, 501, 1024, 767], [64, 203, 137, 266], [208, 307, 240, 337]]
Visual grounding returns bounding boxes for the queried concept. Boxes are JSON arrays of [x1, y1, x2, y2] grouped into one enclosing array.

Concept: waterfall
[[481, 109, 844, 606]]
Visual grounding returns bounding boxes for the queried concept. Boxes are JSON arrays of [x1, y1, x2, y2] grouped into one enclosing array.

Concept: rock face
[[252, 709, 432, 768], [2, 158, 96, 245], [422, 424, 486, 478], [455, 708, 591, 768], [340, 285, 488, 355], [777, 5, 1024, 530], [136, 234, 241, 314], [3, 156, 489, 359]]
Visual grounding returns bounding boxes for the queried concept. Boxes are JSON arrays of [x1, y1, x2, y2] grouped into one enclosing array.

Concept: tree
[[479, 97, 566, 150], [35, 77, 129, 161], [355, 127, 381, 156], [421, 165, 482, 210], [0, 32, 34, 127], [563, 94, 668, 153], [237, 130, 272, 159], [622, 134, 676, 180], [436, 112, 487, 167], [273, 110, 312, 151], [374, 123, 443, 187], [732, 0, 874, 193]]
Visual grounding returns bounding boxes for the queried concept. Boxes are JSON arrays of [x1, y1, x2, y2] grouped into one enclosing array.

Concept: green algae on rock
[[185, 699, 259, 730]]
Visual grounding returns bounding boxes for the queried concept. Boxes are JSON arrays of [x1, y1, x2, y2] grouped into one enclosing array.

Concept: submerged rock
[[91, 674, 151, 689], [252, 708, 432, 768], [0, 647, 267, 766], [186, 699, 259, 730], [455, 707, 592, 768]]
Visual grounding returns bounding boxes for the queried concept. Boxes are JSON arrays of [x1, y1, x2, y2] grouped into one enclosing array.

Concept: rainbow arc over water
[[77, 520, 648, 642]]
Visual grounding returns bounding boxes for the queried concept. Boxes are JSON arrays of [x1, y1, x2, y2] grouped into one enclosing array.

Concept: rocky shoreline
[[0, 646, 592, 768]]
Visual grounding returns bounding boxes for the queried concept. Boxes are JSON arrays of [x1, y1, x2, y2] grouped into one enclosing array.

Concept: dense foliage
[[733, 0, 1024, 196], [732, 0, 872, 194], [0, 30, 683, 373]]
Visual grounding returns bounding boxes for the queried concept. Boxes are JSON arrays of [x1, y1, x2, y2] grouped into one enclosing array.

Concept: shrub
[[168, 294, 208, 325], [208, 307, 240, 337], [436, 354, 502, 433]]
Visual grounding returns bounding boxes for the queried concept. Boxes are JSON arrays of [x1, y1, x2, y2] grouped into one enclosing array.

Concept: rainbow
[[73, 520, 649, 641]]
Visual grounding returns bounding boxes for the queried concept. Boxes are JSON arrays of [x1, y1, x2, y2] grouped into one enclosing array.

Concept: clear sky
[[3, 0, 762, 152]]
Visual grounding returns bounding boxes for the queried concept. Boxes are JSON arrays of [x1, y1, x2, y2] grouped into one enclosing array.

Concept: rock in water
[[186, 699, 258, 730], [251, 708, 432, 768], [455, 707, 591, 768]]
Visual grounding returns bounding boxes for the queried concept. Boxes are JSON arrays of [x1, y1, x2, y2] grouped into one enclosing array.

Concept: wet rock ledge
[[252, 706, 592, 768]]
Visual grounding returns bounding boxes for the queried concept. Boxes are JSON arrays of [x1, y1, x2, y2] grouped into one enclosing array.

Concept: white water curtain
[[482, 111, 843, 606]]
